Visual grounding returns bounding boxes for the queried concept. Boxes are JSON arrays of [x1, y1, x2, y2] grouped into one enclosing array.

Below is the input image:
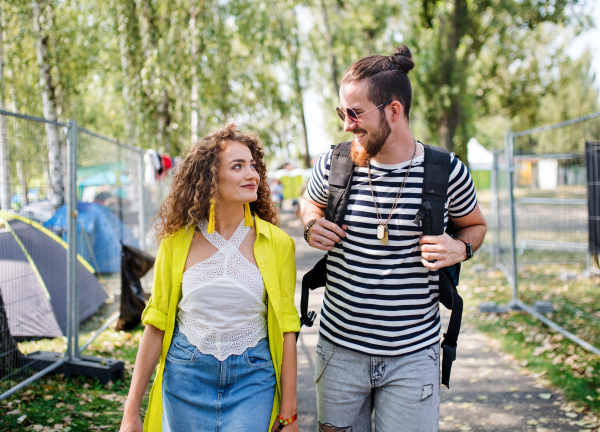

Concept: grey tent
[[0, 212, 108, 338]]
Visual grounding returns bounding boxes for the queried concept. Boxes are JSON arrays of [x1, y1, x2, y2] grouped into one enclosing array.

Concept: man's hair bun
[[390, 45, 414, 74]]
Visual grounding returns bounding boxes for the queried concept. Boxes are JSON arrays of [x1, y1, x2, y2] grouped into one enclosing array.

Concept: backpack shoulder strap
[[420, 144, 452, 236], [325, 142, 354, 227]]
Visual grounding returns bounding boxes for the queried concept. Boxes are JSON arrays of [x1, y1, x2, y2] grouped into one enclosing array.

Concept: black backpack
[[300, 141, 463, 389]]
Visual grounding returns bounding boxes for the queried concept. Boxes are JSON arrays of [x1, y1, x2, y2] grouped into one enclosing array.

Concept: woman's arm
[[120, 324, 165, 432], [272, 331, 299, 432]]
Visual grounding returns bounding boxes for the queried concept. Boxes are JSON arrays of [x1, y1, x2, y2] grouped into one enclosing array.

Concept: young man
[[300, 46, 487, 432]]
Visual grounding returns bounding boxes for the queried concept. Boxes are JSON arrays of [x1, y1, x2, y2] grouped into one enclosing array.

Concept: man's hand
[[307, 218, 347, 251], [419, 233, 466, 269]]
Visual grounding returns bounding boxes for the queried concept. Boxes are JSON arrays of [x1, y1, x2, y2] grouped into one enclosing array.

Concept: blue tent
[[44, 202, 140, 273]]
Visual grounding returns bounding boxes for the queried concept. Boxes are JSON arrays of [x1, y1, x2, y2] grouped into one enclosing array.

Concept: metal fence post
[[137, 148, 146, 250], [506, 133, 519, 307], [66, 119, 79, 359], [490, 151, 499, 268]]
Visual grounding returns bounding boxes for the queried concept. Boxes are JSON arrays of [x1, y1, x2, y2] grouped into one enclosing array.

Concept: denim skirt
[[162, 325, 276, 432]]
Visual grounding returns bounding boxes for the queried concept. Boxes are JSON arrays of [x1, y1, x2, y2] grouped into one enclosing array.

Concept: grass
[[0, 325, 150, 432], [460, 250, 600, 419]]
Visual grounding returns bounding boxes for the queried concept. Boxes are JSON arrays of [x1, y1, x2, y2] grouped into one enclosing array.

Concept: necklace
[[367, 139, 417, 245]]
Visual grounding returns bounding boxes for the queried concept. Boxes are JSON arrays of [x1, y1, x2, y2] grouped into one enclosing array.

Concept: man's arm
[[300, 191, 346, 251], [419, 203, 487, 269]]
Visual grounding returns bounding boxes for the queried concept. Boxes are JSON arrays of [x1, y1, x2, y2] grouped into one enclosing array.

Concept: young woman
[[120, 123, 300, 432]]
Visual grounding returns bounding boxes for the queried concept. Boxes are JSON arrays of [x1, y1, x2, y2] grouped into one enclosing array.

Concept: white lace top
[[177, 218, 267, 361]]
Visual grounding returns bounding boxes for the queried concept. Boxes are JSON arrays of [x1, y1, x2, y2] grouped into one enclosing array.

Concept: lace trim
[[178, 314, 267, 361]]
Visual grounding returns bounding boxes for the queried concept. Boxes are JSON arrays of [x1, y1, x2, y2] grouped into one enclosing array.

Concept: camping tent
[[0, 212, 108, 338], [45, 202, 140, 274]]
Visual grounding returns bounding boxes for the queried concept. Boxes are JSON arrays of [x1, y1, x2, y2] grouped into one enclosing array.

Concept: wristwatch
[[457, 239, 473, 261]]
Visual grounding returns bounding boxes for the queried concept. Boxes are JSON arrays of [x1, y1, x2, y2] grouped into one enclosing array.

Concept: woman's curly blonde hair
[[153, 123, 278, 242]]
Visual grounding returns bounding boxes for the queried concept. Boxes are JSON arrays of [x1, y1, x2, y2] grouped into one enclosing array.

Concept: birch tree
[[32, 0, 63, 210], [0, 3, 10, 211]]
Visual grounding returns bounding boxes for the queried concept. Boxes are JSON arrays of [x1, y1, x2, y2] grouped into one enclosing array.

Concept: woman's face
[[216, 140, 260, 206]]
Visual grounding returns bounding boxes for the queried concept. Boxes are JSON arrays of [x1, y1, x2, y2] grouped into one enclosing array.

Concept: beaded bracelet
[[276, 413, 298, 431], [303, 219, 318, 243]]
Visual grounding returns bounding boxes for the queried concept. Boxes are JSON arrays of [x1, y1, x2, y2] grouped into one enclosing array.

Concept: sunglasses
[[336, 100, 393, 123]]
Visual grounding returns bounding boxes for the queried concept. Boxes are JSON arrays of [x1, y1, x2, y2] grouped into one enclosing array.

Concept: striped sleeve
[[447, 154, 477, 218], [306, 150, 332, 206]]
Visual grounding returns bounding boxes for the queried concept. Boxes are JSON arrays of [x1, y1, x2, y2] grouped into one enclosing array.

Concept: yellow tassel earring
[[244, 202, 253, 227], [207, 199, 216, 234]]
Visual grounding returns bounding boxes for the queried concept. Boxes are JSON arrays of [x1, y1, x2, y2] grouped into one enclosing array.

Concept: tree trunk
[[189, 2, 204, 144], [115, 0, 136, 145], [16, 160, 26, 206], [436, 0, 466, 153], [32, 0, 63, 211], [9, 94, 26, 206], [320, 0, 339, 97], [156, 89, 170, 151], [290, 22, 311, 168], [0, 6, 10, 211]]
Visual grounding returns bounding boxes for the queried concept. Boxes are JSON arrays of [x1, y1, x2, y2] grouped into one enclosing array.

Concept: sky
[[303, 3, 600, 158]]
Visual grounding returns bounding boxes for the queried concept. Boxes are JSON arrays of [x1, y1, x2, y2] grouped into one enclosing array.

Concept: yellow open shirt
[[141, 215, 301, 432]]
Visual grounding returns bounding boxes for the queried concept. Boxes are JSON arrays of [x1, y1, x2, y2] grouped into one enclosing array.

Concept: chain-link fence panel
[[0, 110, 71, 399], [488, 112, 600, 356], [72, 127, 146, 340]]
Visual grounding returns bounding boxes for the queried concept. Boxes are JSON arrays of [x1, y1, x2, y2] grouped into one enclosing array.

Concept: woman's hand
[[119, 413, 143, 432]]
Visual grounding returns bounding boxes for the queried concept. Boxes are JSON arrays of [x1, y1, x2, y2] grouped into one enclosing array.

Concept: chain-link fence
[[0, 110, 72, 398], [488, 111, 600, 355], [0, 109, 168, 400]]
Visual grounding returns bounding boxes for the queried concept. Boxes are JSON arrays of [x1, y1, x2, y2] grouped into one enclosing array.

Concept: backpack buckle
[[301, 311, 316, 328]]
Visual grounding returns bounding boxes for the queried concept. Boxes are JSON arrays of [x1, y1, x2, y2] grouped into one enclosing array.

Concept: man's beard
[[350, 113, 392, 167]]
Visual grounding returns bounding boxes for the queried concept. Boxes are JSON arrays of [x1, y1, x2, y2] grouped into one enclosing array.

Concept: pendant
[[377, 224, 389, 245], [377, 224, 385, 240], [381, 227, 389, 245]]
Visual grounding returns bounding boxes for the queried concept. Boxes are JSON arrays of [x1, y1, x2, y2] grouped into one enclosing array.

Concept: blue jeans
[[315, 336, 440, 432], [162, 326, 276, 432]]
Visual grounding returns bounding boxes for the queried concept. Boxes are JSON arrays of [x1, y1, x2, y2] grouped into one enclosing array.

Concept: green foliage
[[1, 0, 598, 161]]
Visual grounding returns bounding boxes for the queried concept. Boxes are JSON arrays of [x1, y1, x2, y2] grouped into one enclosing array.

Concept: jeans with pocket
[[315, 336, 440, 432], [162, 325, 276, 432]]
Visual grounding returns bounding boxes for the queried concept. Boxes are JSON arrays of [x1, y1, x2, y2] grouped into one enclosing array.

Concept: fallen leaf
[[65, 404, 75, 410], [477, 395, 488, 400], [82, 383, 90, 389], [459, 426, 472, 431], [31, 426, 43, 432], [16, 414, 27, 424], [538, 393, 552, 400], [452, 396, 464, 401], [527, 419, 539, 425], [510, 386, 519, 392], [565, 412, 578, 418], [43, 395, 53, 401], [443, 416, 455, 422], [504, 405, 513, 410], [55, 402, 65, 408]]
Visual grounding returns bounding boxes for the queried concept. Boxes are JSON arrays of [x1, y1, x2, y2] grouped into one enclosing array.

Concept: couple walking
[[120, 45, 487, 432]]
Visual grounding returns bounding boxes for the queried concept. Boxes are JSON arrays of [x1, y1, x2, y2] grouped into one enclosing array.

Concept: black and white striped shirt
[[307, 143, 478, 356]]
